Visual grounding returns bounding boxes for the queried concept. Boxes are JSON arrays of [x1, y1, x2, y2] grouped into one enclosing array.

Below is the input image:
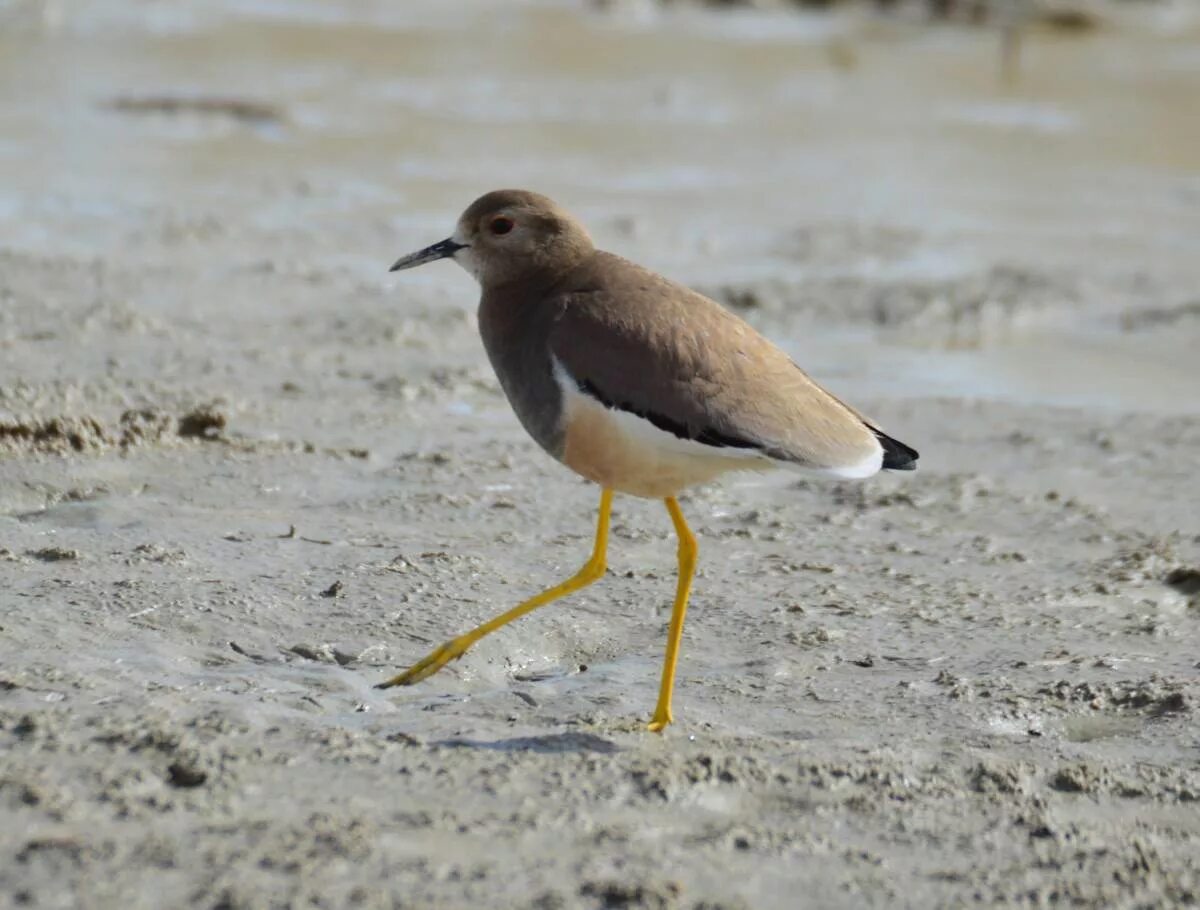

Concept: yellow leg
[[646, 496, 697, 733], [376, 488, 613, 689]]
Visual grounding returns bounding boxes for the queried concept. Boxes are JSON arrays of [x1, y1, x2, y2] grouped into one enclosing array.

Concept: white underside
[[824, 447, 884, 479], [551, 357, 883, 486]]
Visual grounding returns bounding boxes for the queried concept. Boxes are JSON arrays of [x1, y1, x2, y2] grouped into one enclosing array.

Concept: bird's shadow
[[433, 731, 621, 755]]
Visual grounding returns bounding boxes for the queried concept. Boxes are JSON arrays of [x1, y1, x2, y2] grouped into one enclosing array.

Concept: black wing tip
[[876, 430, 919, 471]]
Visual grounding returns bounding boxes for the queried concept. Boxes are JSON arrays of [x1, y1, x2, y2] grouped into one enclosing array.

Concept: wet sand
[[2, 2, 1199, 907]]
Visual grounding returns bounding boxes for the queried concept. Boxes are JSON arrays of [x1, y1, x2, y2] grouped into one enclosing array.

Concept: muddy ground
[[1, 1, 1198, 908]]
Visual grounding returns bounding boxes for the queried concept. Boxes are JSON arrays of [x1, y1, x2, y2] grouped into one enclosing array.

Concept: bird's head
[[390, 189, 593, 287]]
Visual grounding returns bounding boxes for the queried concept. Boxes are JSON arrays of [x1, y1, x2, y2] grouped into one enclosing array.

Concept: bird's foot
[[376, 639, 467, 689], [645, 707, 673, 733]]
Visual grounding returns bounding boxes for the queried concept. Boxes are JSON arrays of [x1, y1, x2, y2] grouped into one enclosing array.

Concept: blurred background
[[1, 0, 1197, 427]]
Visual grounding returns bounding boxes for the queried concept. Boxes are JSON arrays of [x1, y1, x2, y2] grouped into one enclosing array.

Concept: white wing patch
[[551, 357, 767, 464]]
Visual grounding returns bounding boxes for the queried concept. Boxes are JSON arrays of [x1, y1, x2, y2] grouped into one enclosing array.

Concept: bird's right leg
[[646, 495, 698, 732], [376, 488, 613, 688]]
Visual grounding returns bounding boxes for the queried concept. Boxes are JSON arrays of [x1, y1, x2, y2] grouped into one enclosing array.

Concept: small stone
[[177, 405, 227, 439], [167, 761, 207, 788], [28, 547, 81, 562], [288, 643, 337, 663]]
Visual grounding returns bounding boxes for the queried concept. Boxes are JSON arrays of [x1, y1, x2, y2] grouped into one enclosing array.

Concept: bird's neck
[[480, 246, 593, 298]]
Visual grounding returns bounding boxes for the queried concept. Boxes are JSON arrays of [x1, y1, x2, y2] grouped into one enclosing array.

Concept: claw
[[376, 642, 463, 688]]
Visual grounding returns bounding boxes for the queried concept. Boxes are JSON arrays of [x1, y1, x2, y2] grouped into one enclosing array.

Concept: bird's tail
[[873, 429, 918, 471]]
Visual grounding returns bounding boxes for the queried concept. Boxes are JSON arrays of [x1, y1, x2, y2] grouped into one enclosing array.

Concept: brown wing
[[547, 252, 884, 473]]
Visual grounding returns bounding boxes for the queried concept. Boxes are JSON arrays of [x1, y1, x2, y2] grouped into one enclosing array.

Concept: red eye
[[490, 217, 514, 235]]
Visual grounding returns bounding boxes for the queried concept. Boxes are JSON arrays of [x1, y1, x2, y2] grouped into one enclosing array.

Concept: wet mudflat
[[1, 1, 1198, 907]]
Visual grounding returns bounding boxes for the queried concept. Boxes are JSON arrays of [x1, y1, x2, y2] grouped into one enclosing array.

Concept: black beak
[[389, 237, 467, 273]]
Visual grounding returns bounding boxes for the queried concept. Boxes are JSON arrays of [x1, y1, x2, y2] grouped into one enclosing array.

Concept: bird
[[378, 189, 917, 732]]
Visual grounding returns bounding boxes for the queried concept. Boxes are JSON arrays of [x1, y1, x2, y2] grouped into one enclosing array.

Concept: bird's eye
[[490, 217, 514, 235]]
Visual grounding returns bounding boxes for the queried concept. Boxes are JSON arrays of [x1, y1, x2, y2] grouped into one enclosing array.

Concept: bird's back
[[547, 251, 903, 478]]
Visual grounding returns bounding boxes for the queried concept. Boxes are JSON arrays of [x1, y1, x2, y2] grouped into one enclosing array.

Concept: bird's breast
[[478, 296, 567, 460]]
